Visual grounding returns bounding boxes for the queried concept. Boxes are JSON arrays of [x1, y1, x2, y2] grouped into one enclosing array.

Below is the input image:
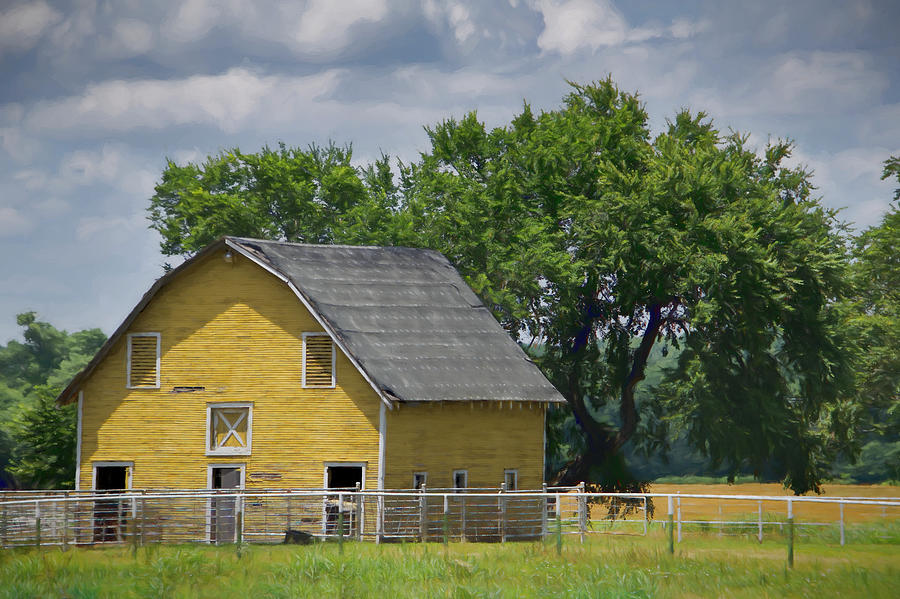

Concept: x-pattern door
[[213, 409, 247, 449]]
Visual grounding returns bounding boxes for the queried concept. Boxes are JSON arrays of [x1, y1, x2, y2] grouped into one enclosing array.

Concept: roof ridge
[[227, 236, 440, 254]]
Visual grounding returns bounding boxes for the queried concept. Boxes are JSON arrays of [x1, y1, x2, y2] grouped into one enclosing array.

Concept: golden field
[[646, 483, 900, 523]]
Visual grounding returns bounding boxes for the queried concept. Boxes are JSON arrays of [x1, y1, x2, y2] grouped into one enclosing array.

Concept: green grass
[[0, 532, 897, 598]]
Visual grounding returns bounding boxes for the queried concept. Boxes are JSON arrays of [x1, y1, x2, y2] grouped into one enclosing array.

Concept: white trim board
[[378, 402, 386, 491], [75, 391, 83, 491]]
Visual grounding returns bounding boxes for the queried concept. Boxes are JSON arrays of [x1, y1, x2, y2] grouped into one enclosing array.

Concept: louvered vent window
[[303, 333, 335, 388], [127, 333, 160, 388]]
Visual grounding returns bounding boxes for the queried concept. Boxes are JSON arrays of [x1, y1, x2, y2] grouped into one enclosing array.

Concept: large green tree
[[833, 157, 900, 482], [147, 79, 857, 494], [149, 142, 399, 258], [0, 313, 106, 488]]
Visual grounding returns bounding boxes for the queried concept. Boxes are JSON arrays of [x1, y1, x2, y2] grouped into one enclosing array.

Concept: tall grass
[[1, 532, 897, 598]]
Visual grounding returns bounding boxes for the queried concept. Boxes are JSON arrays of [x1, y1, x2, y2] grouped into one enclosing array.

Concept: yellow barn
[[57, 237, 565, 499]]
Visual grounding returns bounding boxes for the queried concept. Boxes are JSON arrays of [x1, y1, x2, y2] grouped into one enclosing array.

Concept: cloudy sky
[[1, 0, 898, 342]]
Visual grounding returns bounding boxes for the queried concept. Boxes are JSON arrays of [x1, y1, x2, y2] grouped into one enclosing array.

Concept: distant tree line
[[2, 79, 896, 492], [0, 313, 105, 488]]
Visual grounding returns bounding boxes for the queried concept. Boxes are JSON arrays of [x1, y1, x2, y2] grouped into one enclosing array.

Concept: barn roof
[[57, 237, 566, 406]]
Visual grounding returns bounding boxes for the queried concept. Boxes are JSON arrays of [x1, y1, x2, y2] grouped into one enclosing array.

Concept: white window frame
[[91, 461, 134, 490], [452, 469, 468, 492], [322, 462, 367, 489], [302, 332, 336, 388], [413, 472, 428, 490], [504, 469, 518, 491], [126, 332, 161, 389], [206, 463, 246, 490], [206, 402, 253, 456]]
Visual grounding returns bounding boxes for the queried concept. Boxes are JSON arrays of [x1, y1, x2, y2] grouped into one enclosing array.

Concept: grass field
[[1, 530, 898, 598]]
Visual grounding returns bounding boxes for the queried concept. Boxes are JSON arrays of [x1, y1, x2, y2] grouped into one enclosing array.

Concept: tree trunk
[[552, 302, 665, 488]]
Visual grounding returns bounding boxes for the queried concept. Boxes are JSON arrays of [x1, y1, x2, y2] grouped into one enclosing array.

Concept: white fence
[[1, 487, 897, 550]]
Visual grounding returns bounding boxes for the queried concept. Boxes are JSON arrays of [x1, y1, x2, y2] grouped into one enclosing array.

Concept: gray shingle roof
[[229, 237, 565, 404]]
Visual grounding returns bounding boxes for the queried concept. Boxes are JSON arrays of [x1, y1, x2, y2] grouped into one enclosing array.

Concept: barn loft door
[[210, 466, 242, 544]]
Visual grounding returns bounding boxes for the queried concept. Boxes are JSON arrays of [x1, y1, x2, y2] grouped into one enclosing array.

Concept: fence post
[[35, 501, 41, 548], [140, 494, 146, 547], [62, 493, 69, 551], [419, 485, 427, 543], [718, 503, 723, 537], [286, 491, 292, 537], [1, 503, 6, 548], [355, 483, 362, 541], [541, 483, 548, 540], [338, 493, 345, 553], [839, 501, 845, 546], [499, 482, 507, 543], [235, 496, 243, 559], [555, 493, 562, 555], [461, 493, 467, 542], [643, 496, 648, 536], [786, 498, 794, 569], [443, 494, 449, 548], [577, 482, 586, 544], [676, 495, 682, 543], [129, 497, 138, 557], [667, 495, 674, 555], [376, 493, 384, 544], [757, 500, 763, 543]]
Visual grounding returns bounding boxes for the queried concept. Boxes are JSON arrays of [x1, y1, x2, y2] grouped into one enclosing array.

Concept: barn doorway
[[326, 465, 363, 489], [92, 463, 131, 543], [323, 463, 365, 537], [209, 465, 243, 544]]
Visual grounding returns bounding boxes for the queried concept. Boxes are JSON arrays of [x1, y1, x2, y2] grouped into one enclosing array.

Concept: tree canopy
[[147, 78, 870, 494], [0, 313, 106, 488], [831, 158, 900, 482]]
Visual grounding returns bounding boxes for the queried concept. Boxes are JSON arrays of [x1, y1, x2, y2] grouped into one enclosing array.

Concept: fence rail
[[1, 487, 897, 551]]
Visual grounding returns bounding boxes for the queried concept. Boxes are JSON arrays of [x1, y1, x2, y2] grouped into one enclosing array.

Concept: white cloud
[[292, 0, 390, 54], [76, 212, 145, 242], [0, 126, 42, 162], [768, 52, 888, 112], [536, 0, 628, 53], [688, 51, 889, 121], [0, 1, 62, 53], [47, 0, 97, 53], [22, 67, 342, 134], [0, 206, 34, 238], [110, 18, 155, 56], [425, 1, 478, 44], [787, 144, 899, 229], [165, 0, 223, 43], [533, 0, 706, 55]]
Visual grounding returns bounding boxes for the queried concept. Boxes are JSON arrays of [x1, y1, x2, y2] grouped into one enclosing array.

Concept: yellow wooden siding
[[77, 249, 382, 491], [384, 401, 546, 490]]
